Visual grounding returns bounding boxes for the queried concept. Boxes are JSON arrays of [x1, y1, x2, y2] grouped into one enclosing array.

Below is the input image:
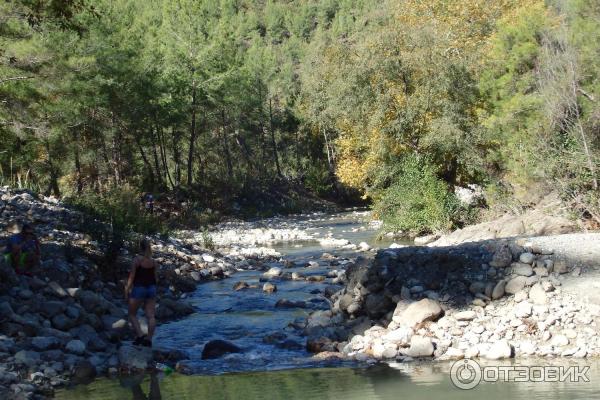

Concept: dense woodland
[[1, 0, 600, 234]]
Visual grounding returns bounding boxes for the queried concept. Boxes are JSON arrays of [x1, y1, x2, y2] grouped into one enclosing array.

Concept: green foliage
[[66, 185, 165, 236], [374, 156, 458, 234], [201, 228, 215, 251], [3, 0, 600, 231]]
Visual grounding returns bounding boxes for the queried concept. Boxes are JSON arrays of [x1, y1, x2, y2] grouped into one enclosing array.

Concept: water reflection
[[120, 373, 162, 400], [56, 362, 598, 400]]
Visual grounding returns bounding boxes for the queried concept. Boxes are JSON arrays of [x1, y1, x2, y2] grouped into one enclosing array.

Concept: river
[[55, 211, 599, 399]]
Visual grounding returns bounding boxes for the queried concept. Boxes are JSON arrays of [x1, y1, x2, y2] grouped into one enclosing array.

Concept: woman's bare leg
[[128, 298, 144, 338], [144, 298, 156, 341]]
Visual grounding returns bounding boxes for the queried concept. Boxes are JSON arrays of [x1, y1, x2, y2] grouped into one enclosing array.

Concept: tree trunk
[[157, 125, 175, 189], [135, 134, 155, 187], [221, 109, 234, 179], [187, 79, 197, 186], [151, 128, 164, 188], [172, 127, 182, 187], [269, 98, 282, 177], [74, 127, 83, 194], [45, 140, 60, 197]]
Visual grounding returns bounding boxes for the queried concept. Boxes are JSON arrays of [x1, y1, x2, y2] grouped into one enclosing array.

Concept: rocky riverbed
[[305, 236, 600, 364]]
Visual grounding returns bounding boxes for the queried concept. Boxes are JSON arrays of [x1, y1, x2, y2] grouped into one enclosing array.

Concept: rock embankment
[[0, 187, 278, 399], [305, 237, 600, 363]]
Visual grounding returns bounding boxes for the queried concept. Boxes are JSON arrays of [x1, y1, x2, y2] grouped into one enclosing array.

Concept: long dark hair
[[139, 239, 152, 257]]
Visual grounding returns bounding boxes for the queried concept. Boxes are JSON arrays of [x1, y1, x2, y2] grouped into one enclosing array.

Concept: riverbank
[[0, 187, 293, 399], [306, 233, 600, 364]]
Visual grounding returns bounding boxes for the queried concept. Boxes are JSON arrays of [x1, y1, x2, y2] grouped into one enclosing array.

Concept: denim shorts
[[131, 285, 157, 300]]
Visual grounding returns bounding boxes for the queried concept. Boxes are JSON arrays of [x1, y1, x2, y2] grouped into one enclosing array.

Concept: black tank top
[[133, 259, 156, 286]]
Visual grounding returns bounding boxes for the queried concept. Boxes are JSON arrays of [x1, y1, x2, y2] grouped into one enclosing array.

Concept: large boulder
[[201, 340, 242, 360], [392, 299, 443, 328]]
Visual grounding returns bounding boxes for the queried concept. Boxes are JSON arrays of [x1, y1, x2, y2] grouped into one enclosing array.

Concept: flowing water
[[56, 211, 599, 399]]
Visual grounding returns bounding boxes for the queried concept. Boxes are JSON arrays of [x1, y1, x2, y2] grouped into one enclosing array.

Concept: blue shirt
[[4, 233, 37, 254]]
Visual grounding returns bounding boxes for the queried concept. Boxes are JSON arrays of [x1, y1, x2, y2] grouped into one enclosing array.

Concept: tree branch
[[578, 88, 596, 102]]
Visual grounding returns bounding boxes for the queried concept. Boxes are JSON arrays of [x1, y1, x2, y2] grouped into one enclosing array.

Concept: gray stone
[[469, 281, 486, 295], [39, 301, 67, 318], [393, 299, 443, 328], [52, 314, 76, 331], [66, 339, 86, 355], [492, 280, 506, 299], [490, 246, 512, 268], [31, 336, 61, 351], [263, 282, 277, 294], [263, 267, 282, 278], [454, 310, 477, 321], [553, 260, 568, 274], [505, 276, 527, 295], [511, 263, 534, 276], [519, 252, 535, 264], [201, 339, 242, 359], [15, 350, 41, 367]]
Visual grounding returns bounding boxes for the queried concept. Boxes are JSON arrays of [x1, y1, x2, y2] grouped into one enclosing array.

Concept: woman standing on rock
[[125, 239, 158, 347]]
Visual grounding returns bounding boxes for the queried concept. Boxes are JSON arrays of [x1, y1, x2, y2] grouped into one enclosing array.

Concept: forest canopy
[[1, 0, 599, 233]]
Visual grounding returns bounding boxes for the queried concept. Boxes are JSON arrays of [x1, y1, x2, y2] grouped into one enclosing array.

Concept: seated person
[[3, 224, 40, 276]]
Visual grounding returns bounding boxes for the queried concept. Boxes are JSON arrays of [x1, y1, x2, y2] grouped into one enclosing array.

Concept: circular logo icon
[[450, 359, 482, 390]]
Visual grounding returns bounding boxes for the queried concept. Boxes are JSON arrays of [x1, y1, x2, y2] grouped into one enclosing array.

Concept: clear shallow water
[[150, 210, 394, 374], [56, 361, 600, 400]]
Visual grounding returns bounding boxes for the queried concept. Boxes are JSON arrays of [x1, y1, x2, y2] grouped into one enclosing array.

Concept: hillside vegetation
[[1, 0, 599, 232]]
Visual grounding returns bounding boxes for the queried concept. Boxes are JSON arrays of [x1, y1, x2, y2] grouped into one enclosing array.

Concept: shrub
[[374, 156, 458, 234]]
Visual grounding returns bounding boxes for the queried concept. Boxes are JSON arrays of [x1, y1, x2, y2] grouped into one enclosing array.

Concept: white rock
[[484, 339, 513, 360], [201, 254, 215, 263], [382, 327, 413, 346], [393, 298, 443, 328], [551, 335, 569, 347], [514, 302, 532, 318], [528, 283, 548, 305], [405, 335, 434, 357], [519, 341, 537, 355], [454, 310, 477, 321]]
